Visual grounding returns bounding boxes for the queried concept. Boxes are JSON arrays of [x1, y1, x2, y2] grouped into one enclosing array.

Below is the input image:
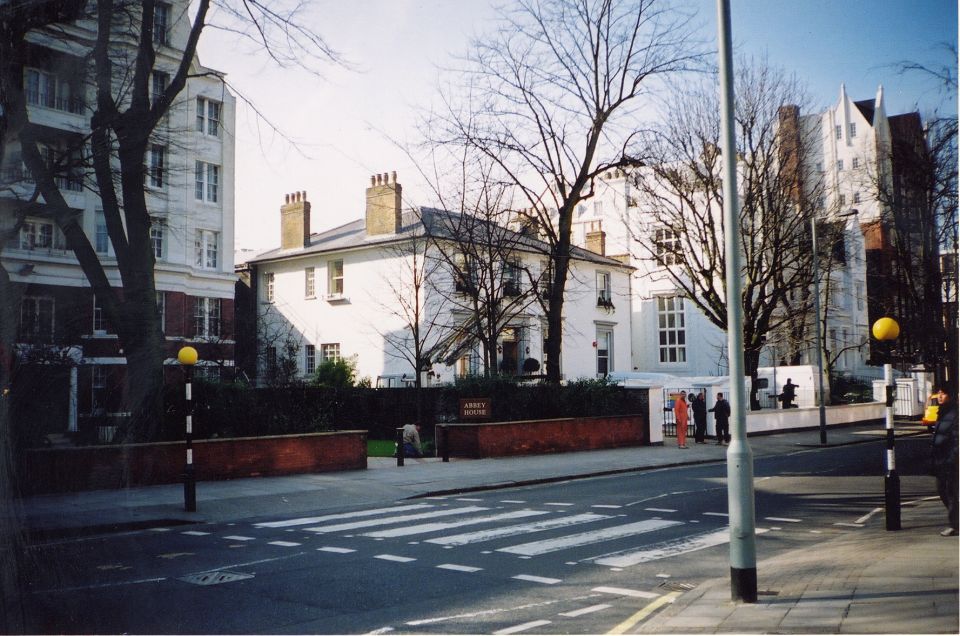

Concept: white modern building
[[242, 173, 634, 386], [1, 2, 236, 437]]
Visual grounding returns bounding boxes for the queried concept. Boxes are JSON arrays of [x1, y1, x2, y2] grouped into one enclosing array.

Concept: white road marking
[[591, 505, 622, 509], [456, 498, 483, 502], [499, 519, 682, 556], [545, 502, 574, 507], [513, 574, 561, 585], [426, 513, 610, 546], [150, 527, 171, 532], [318, 547, 356, 554], [181, 530, 211, 536], [500, 500, 526, 504], [644, 507, 677, 513], [305, 506, 490, 534], [856, 507, 883, 524], [703, 512, 728, 517], [223, 536, 256, 542], [363, 510, 549, 539], [268, 541, 302, 547], [254, 504, 434, 528], [593, 586, 659, 599], [436, 563, 483, 573], [593, 527, 769, 567], [833, 522, 865, 528], [764, 517, 801, 523], [375, 554, 416, 563], [405, 594, 602, 626], [494, 619, 552, 634], [366, 628, 394, 635], [559, 604, 612, 617]]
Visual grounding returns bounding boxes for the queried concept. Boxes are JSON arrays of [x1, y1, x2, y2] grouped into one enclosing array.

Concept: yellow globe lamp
[[177, 346, 199, 366], [872, 317, 900, 342]]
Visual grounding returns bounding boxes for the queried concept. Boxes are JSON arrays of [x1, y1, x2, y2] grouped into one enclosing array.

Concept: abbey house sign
[[459, 398, 491, 421]]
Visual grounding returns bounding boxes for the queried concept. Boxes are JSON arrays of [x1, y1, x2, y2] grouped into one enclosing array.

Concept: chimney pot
[[371, 175, 376, 186], [391, 171, 397, 183]]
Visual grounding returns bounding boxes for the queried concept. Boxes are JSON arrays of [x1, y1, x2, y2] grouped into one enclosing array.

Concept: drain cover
[[180, 570, 254, 586], [658, 581, 695, 591]]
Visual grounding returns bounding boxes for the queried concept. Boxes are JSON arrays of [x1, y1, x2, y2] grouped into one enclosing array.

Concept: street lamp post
[[810, 215, 828, 444], [178, 346, 198, 512], [873, 317, 901, 531]]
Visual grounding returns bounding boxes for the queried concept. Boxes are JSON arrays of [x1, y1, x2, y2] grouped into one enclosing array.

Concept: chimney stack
[[366, 171, 402, 236], [280, 190, 311, 249], [585, 221, 606, 256]]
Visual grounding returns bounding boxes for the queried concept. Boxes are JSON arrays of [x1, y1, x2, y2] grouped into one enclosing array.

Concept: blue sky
[[198, 1, 958, 253]]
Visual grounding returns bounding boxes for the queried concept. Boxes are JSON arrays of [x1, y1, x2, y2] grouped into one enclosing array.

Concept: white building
[[242, 173, 634, 386], [1, 2, 236, 436]]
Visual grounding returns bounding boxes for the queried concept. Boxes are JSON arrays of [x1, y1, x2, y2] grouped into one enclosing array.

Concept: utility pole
[[717, 0, 757, 603]]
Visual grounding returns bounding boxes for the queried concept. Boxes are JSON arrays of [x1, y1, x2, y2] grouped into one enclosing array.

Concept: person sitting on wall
[[779, 378, 798, 409], [402, 422, 423, 458]]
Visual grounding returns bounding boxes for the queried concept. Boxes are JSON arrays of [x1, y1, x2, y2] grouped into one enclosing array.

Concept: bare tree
[[426, 0, 705, 383], [1, 1, 340, 439], [629, 59, 828, 407]]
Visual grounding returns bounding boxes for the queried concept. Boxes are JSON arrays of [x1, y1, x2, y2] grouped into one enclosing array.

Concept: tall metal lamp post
[[178, 346, 198, 512], [872, 317, 901, 530]]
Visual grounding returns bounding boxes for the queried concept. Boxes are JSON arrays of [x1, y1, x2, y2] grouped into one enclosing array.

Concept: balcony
[[26, 89, 85, 115]]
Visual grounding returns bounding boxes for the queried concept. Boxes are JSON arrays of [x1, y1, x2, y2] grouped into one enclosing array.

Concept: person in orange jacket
[[673, 391, 690, 449]]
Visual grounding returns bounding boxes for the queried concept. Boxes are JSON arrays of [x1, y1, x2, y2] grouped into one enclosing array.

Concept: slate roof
[[854, 99, 876, 125], [247, 207, 630, 269]]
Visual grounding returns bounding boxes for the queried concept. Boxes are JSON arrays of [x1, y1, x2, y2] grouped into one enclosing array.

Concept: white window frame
[[305, 267, 316, 298], [596, 271, 612, 305], [851, 157, 860, 169], [321, 343, 341, 363], [151, 71, 168, 107], [194, 230, 219, 270], [196, 97, 222, 137], [193, 297, 221, 339], [657, 296, 687, 364], [150, 221, 164, 260], [327, 259, 344, 297], [156, 291, 166, 334], [849, 122, 857, 138], [835, 124, 842, 140], [95, 210, 111, 255], [305, 344, 316, 375], [194, 161, 220, 203], [265, 272, 275, 302], [92, 295, 110, 335], [19, 219, 63, 251], [148, 144, 165, 188], [153, 2, 170, 46], [836, 159, 844, 171], [653, 227, 681, 265], [20, 296, 55, 343], [596, 327, 613, 377]]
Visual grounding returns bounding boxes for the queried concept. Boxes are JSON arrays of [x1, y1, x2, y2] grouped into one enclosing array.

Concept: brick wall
[[441, 414, 647, 458], [19, 430, 367, 494]]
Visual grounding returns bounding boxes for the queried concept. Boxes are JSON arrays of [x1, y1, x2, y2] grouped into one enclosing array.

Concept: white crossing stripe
[[268, 541, 302, 547], [426, 513, 610, 547], [456, 498, 483, 502], [591, 505, 622, 509], [559, 604, 612, 617], [513, 574, 561, 585], [833, 522, 865, 528], [545, 502, 574, 507], [304, 506, 489, 534], [500, 500, 526, 504], [644, 508, 676, 513], [702, 512, 728, 517], [593, 527, 770, 567], [318, 547, 356, 554], [254, 504, 434, 528], [494, 620, 552, 634], [363, 509, 550, 538], [593, 586, 659, 599], [764, 517, 801, 523], [375, 554, 416, 563], [498, 519, 682, 556], [181, 531, 211, 536], [436, 563, 483, 573], [223, 535, 256, 541]]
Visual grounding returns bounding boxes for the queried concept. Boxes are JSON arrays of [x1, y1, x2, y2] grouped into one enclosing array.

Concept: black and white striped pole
[[872, 318, 900, 531], [178, 346, 198, 512]]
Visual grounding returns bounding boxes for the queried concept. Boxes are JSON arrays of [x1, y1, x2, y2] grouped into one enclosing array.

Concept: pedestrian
[[779, 378, 798, 409], [673, 391, 689, 449], [692, 392, 707, 444], [402, 422, 423, 458], [709, 392, 731, 445], [930, 384, 958, 537]]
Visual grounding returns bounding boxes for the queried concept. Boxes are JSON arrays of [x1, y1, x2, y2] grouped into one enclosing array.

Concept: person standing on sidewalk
[[931, 384, 958, 536], [402, 423, 423, 458], [710, 392, 731, 445], [692, 392, 708, 444], [673, 391, 690, 449]]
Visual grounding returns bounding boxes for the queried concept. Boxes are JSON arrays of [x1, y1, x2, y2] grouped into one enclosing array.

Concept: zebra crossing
[[234, 497, 751, 568]]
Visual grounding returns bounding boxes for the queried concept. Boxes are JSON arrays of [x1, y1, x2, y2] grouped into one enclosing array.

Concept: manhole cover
[[658, 581, 695, 591], [179, 570, 254, 586]]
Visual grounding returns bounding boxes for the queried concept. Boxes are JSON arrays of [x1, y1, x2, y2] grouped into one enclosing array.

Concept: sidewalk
[[12, 423, 958, 633]]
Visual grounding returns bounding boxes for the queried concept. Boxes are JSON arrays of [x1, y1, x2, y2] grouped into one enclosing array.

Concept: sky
[[195, 0, 958, 257]]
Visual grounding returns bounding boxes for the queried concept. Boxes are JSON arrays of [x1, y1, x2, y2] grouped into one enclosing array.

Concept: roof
[[247, 207, 631, 269], [854, 99, 876, 125]]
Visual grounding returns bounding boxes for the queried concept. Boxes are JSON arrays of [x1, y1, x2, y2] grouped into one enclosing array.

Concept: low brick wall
[[440, 414, 648, 459], [19, 430, 367, 495]]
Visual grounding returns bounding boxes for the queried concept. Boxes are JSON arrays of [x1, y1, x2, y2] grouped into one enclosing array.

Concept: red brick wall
[[19, 431, 367, 494], [442, 414, 647, 458]]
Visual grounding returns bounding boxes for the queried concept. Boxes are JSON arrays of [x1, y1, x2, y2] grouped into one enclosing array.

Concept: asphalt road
[[20, 437, 934, 634]]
